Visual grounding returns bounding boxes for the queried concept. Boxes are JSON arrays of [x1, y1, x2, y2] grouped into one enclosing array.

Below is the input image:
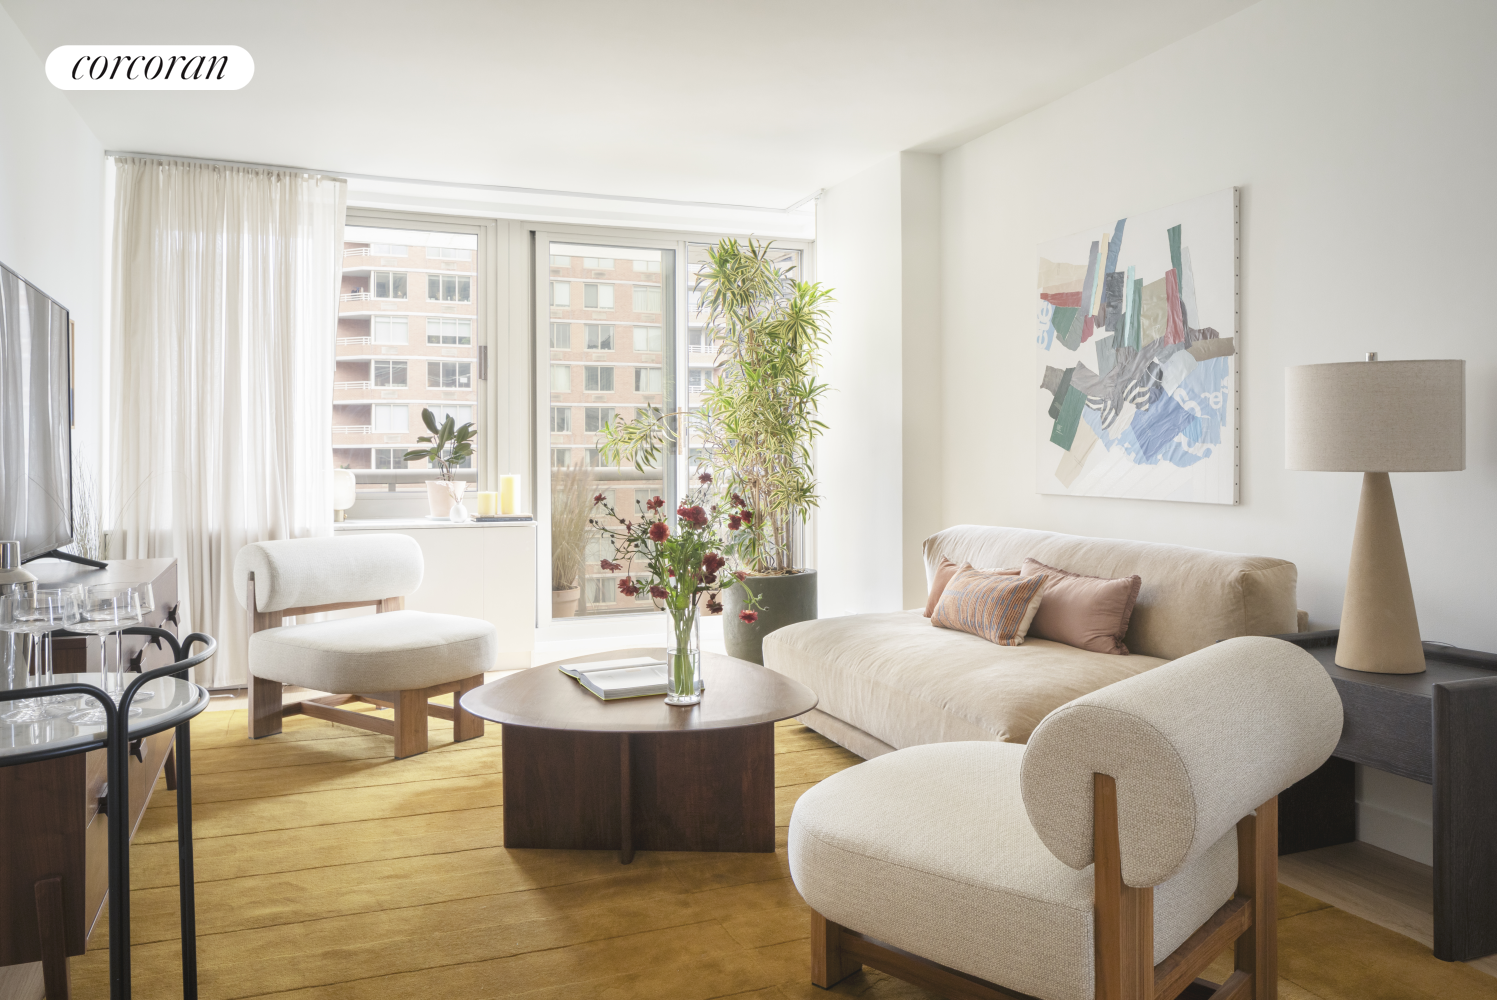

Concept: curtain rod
[[104, 150, 820, 215]]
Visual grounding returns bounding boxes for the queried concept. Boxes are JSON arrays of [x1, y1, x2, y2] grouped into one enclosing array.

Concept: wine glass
[[67, 585, 145, 726], [0, 590, 79, 723]]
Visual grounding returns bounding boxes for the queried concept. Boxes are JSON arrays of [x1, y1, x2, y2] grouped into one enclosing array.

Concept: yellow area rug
[[68, 706, 1497, 999]]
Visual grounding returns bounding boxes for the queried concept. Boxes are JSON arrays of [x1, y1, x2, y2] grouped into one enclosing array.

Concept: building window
[[585, 324, 613, 350], [551, 447, 571, 468], [550, 406, 572, 433], [633, 325, 662, 352], [550, 364, 571, 392], [551, 281, 571, 307], [633, 259, 660, 272], [373, 360, 407, 387], [584, 366, 614, 392], [633, 284, 662, 313], [634, 367, 662, 393], [427, 317, 472, 345], [550, 254, 571, 267], [428, 361, 472, 389], [550, 322, 571, 349], [587, 577, 613, 605], [688, 369, 707, 390], [428, 247, 470, 260], [373, 271, 407, 299], [586, 447, 604, 467], [372, 404, 409, 433], [584, 406, 616, 433], [373, 447, 407, 469], [583, 257, 614, 269], [583, 283, 614, 309], [427, 273, 472, 303], [371, 243, 408, 256], [372, 316, 408, 344]]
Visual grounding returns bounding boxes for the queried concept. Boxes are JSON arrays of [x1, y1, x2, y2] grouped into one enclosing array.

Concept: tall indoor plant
[[549, 464, 592, 618], [599, 238, 832, 662]]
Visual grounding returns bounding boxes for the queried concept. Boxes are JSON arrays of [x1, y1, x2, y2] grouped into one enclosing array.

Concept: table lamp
[[1284, 355, 1465, 673], [332, 469, 357, 522]]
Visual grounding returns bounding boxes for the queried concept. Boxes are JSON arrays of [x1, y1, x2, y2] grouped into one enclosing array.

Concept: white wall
[[815, 153, 944, 616], [0, 6, 105, 488], [937, 0, 1497, 862]]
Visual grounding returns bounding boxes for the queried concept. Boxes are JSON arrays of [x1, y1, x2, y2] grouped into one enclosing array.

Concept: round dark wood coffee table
[[461, 647, 817, 863]]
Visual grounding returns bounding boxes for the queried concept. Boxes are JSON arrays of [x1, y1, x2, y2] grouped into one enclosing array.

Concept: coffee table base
[[501, 722, 776, 862]]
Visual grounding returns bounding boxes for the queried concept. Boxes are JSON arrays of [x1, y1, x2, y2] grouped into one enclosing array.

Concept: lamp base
[[1335, 472, 1426, 674]]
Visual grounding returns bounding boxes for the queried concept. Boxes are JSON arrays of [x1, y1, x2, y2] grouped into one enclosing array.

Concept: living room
[[1, 1, 1494, 999]]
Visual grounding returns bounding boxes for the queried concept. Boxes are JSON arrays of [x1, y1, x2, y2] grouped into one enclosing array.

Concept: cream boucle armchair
[[234, 533, 496, 758], [788, 635, 1343, 1000]]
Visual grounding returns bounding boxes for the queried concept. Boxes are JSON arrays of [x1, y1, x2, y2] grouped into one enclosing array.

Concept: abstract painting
[[1036, 187, 1238, 504]]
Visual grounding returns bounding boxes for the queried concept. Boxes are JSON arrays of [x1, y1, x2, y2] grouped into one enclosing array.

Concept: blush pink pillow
[[925, 559, 1019, 617], [1020, 558, 1141, 655]]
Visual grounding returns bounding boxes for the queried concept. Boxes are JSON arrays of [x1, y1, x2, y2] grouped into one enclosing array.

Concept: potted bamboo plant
[[404, 408, 475, 518], [599, 238, 832, 663]]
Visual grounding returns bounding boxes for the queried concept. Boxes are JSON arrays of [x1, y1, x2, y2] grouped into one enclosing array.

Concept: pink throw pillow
[[925, 559, 1020, 617], [1020, 558, 1141, 655], [931, 568, 1048, 646]]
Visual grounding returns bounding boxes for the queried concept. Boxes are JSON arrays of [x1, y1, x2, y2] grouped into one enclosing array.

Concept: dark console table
[[1277, 630, 1497, 962]]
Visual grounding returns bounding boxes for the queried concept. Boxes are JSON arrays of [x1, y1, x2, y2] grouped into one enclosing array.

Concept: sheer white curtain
[[108, 158, 344, 687]]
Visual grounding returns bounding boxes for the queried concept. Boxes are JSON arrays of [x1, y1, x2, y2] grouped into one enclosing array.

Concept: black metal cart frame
[[0, 626, 215, 1000]]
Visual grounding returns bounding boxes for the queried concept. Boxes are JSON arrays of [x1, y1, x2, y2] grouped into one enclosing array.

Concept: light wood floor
[[5, 705, 1497, 999]]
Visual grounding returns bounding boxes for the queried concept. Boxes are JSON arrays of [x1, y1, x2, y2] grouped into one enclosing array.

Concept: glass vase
[[664, 606, 703, 706]]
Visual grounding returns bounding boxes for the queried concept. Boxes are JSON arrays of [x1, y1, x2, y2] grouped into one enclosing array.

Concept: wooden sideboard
[[0, 558, 179, 990]]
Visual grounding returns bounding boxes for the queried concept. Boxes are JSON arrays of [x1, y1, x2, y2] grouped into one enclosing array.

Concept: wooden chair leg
[[452, 674, 485, 743], [394, 688, 429, 758], [1235, 797, 1278, 1000], [34, 876, 70, 1000], [810, 909, 861, 988], [1095, 773, 1154, 1000], [248, 673, 284, 739]]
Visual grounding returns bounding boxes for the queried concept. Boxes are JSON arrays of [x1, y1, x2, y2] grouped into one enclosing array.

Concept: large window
[[583, 366, 614, 392], [585, 324, 613, 350], [429, 361, 472, 389], [373, 360, 407, 387], [373, 271, 407, 299], [337, 222, 480, 478], [371, 316, 408, 344], [427, 317, 472, 345], [428, 273, 472, 303]]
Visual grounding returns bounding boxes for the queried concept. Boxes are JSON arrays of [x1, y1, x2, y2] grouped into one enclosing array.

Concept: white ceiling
[[4, 0, 1255, 209]]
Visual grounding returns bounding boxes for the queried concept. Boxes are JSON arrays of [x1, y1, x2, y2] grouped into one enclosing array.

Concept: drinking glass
[[67, 585, 145, 725], [0, 590, 80, 723]]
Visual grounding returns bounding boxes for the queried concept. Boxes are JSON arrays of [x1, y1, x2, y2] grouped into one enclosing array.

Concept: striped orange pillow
[[931, 569, 1049, 646]]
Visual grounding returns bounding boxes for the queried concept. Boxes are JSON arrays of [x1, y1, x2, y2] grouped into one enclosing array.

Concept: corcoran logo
[[45, 45, 254, 90]]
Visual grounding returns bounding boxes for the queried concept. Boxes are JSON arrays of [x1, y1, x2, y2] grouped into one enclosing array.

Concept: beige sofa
[[762, 525, 1300, 759]]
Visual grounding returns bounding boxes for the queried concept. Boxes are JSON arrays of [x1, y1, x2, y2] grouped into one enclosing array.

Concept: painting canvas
[[1035, 187, 1239, 504]]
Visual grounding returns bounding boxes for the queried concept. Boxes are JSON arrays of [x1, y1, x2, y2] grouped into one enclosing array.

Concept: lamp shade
[[1285, 359, 1465, 472], [332, 469, 358, 511]]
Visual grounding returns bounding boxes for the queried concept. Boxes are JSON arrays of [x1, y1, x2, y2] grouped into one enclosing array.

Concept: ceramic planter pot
[[425, 480, 467, 517], [722, 570, 817, 665], [551, 587, 581, 619]]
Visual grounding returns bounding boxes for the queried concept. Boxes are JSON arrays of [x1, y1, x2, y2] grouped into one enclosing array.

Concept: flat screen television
[[0, 261, 74, 562]]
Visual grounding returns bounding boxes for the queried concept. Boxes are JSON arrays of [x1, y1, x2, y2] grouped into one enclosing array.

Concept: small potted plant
[[404, 408, 475, 518], [591, 473, 759, 705]]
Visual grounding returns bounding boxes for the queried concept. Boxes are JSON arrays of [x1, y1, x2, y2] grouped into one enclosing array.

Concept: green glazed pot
[[722, 570, 818, 665]]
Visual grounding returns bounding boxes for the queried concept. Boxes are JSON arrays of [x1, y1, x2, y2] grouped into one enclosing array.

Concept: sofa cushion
[[1021, 558, 1141, 655], [250, 610, 496, 693], [788, 741, 1237, 1000], [925, 526, 1298, 660], [763, 610, 1167, 747], [931, 570, 1047, 646]]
